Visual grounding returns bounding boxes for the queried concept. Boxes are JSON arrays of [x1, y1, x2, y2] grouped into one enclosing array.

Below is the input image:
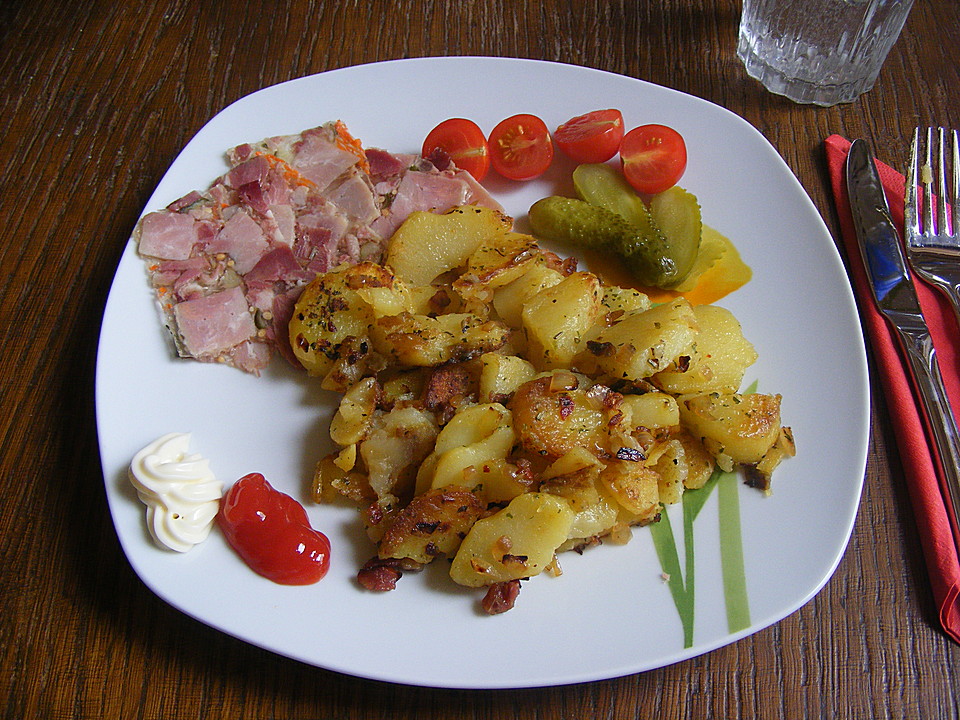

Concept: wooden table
[[3, 1, 959, 717]]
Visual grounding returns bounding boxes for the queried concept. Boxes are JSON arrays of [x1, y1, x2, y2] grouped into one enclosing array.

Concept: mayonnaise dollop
[[128, 433, 223, 552]]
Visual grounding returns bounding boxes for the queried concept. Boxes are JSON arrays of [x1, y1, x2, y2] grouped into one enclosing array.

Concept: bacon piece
[[266, 286, 304, 368], [289, 126, 362, 192], [268, 204, 296, 246], [371, 167, 505, 239], [370, 170, 473, 239], [325, 172, 379, 224], [226, 154, 271, 188], [481, 579, 521, 614], [137, 211, 198, 260], [202, 210, 270, 274], [165, 256, 231, 302], [172, 286, 257, 358], [421, 363, 475, 422], [365, 147, 415, 181], [227, 339, 273, 374], [455, 168, 502, 209], [244, 246, 312, 290], [356, 556, 424, 592], [166, 190, 204, 212]]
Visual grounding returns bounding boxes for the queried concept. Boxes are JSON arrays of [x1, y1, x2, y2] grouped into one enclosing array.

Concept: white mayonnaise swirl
[[128, 433, 223, 552]]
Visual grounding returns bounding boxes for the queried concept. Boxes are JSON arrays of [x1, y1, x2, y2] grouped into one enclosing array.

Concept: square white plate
[[96, 57, 869, 689]]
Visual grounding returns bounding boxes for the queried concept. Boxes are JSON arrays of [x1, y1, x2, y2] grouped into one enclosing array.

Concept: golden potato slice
[[453, 232, 541, 299], [289, 262, 408, 377], [539, 466, 602, 513], [358, 405, 439, 500], [370, 312, 509, 367], [478, 353, 537, 403], [647, 439, 687, 505], [509, 374, 607, 458], [328, 377, 380, 446], [678, 392, 782, 465], [652, 304, 758, 394], [599, 459, 661, 523], [492, 261, 565, 328], [468, 458, 537, 505], [378, 487, 484, 564], [450, 492, 575, 587], [577, 297, 698, 380], [385, 205, 513, 287], [415, 403, 516, 493], [564, 487, 620, 545], [312, 454, 374, 504], [597, 286, 652, 327], [541, 447, 605, 480], [619, 392, 680, 430], [674, 430, 717, 490], [522, 271, 603, 370]]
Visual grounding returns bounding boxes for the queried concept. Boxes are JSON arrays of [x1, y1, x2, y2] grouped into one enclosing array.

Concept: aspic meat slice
[[135, 120, 503, 375]]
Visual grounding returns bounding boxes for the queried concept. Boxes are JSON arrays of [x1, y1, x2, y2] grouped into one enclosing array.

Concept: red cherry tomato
[[554, 109, 624, 164], [422, 118, 491, 181], [488, 113, 554, 181], [619, 124, 687, 195], [218, 473, 330, 585]]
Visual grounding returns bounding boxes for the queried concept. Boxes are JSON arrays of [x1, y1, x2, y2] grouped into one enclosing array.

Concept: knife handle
[[895, 323, 960, 551]]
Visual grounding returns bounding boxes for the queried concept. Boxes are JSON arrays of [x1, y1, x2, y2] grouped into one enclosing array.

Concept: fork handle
[[926, 273, 960, 333], [895, 323, 960, 553]]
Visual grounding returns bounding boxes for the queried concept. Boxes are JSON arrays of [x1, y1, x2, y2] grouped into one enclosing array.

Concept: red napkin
[[825, 134, 960, 643]]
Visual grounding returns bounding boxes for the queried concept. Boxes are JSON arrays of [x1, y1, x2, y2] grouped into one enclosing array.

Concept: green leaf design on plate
[[650, 465, 751, 647]]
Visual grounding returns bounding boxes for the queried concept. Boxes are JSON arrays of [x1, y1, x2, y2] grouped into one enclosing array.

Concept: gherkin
[[529, 196, 679, 288]]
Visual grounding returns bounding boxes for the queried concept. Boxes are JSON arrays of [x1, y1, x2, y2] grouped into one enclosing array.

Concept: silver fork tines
[[905, 127, 960, 327]]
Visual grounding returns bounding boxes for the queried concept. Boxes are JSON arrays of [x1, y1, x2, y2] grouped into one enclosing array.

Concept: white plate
[[96, 57, 869, 689]]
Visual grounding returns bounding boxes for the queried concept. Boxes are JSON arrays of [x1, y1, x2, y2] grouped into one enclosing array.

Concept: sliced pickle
[[648, 186, 702, 287], [573, 164, 703, 287], [572, 163, 664, 243]]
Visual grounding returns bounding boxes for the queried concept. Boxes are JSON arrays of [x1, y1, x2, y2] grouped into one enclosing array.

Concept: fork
[[905, 127, 960, 328]]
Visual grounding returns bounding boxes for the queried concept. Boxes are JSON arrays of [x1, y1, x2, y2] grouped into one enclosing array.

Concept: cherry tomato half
[[488, 113, 554, 181], [422, 118, 491, 181], [619, 124, 687, 195], [554, 109, 624, 164], [218, 473, 330, 585]]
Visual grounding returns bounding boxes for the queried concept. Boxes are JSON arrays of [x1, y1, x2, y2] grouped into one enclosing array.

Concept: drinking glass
[[737, 0, 915, 106]]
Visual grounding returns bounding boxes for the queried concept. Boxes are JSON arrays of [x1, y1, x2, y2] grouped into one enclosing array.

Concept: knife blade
[[846, 138, 960, 550], [847, 139, 923, 316]]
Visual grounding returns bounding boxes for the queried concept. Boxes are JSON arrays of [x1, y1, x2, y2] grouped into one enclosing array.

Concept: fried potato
[[652, 304, 758, 394], [577, 297, 698, 380], [509, 373, 607, 459], [415, 403, 516, 494], [370, 312, 509, 367], [378, 487, 484, 564], [385, 205, 513, 287], [678, 392, 783, 466], [302, 204, 794, 610], [453, 232, 541, 299], [450, 492, 575, 587], [289, 262, 409, 377], [522, 271, 603, 370], [478, 352, 537, 404], [492, 261, 565, 327]]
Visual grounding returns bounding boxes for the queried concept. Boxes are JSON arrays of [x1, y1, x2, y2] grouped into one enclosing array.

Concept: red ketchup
[[217, 473, 330, 585]]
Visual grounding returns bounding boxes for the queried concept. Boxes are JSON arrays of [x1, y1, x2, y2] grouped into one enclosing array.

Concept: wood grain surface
[[2, 1, 959, 717]]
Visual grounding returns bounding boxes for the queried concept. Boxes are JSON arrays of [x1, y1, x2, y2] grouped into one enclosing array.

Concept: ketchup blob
[[217, 473, 330, 585]]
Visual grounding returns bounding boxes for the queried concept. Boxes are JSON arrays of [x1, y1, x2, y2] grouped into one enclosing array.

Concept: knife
[[846, 138, 960, 549]]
